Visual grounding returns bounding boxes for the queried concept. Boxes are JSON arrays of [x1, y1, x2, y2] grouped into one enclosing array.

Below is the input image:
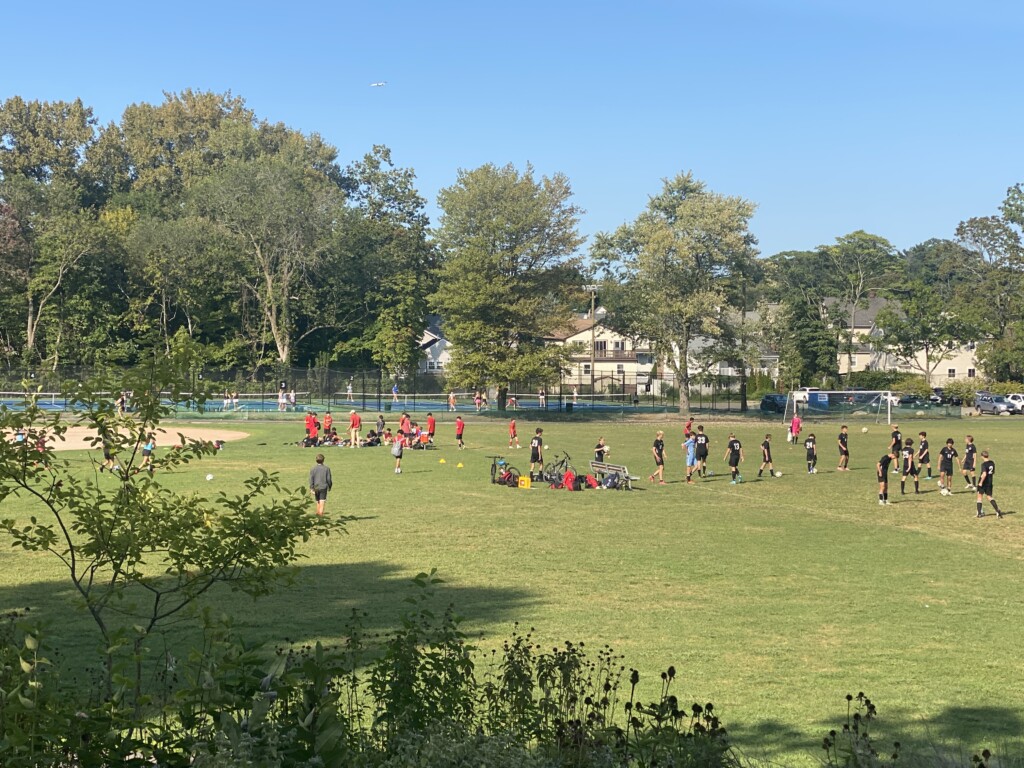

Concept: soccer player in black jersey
[[877, 451, 896, 505], [962, 435, 978, 490], [889, 424, 902, 473], [804, 433, 817, 474], [694, 426, 710, 478], [900, 437, 920, 494], [757, 433, 776, 478], [724, 433, 743, 484], [938, 439, 959, 496], [916, 431, 932, 480], [975, 450, 1003, 518], [836, 425, 850, 471], [649, 430, 666, 485]]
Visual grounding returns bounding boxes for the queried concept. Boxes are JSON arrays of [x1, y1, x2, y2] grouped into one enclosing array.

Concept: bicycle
[[488, 455, 522, 487], [542, 451, 575, 485]]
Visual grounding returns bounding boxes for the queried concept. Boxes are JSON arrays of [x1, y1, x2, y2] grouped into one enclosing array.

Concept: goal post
[[787, 391, 895, 424]]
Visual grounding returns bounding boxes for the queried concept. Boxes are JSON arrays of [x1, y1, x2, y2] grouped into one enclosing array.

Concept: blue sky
[[4, 0, 1021, 257]]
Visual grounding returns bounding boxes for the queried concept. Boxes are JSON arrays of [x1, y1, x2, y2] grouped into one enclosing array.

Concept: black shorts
[[877, 472, 886, 483], [839, 448, 849, 456], [531, 451, 540, 463], [919, 453, 930, 464], [428, 431, 435, 438], [902, 465, 919, 476], [312, 488, 328, 501], [142, 449, 152, 458], [103, 449, 114, 461], [696, 449, 708, 460], [456, 432, 464, 440], [978, 481, 993, 496], [963, 461, 975, 472], [728, 457, 740, 467], [654, 457, 664, 467], [940, 462, 953, 475]]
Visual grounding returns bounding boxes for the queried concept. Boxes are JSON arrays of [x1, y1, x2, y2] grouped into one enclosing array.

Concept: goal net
[[783, 391, 895, 424]]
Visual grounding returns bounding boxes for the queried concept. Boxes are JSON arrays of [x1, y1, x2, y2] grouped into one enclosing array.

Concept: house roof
[[822, 295, 891, 329]]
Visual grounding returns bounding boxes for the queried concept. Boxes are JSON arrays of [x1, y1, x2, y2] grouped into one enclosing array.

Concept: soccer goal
[[783, 391, 895, 425]]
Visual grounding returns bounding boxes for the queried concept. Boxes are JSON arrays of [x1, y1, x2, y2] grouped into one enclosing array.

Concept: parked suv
[[792, 387, 820, 404], [760, 394, 788, 413], [975, 392, 1012, 415]]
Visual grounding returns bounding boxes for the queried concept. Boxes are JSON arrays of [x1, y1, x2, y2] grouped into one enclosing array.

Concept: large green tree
[[191, 137, 346, 365], [593, 172, 757, 412], [431, 163, 584, 406], [956, 188, 1024, 380]]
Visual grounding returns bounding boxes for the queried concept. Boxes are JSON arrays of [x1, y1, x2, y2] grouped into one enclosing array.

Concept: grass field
[[2, 412, 1023, 765]]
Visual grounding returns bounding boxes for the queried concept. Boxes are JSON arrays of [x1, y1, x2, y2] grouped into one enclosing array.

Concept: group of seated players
[[299, 409, 434, 450]]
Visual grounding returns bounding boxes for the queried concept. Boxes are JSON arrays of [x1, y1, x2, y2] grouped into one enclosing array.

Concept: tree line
[[2, 92, 1021, 411]]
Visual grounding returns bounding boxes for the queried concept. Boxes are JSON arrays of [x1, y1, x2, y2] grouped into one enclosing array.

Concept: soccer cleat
[[884, 500, 892, 505], [730, 480, 737, 485], [997, 511, 1004, 519], [878, 500, 885, 506], [976, 512, 985, 518], [737, 475, 743, 483]]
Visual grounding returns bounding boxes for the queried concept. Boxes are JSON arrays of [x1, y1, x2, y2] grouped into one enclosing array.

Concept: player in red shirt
[[508, 417, 520, 449], [426, 412, 436, 444], [348, 410, 362, 448]]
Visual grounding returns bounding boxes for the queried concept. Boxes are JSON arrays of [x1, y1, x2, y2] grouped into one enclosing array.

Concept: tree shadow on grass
[[0, 560, 537, 673]]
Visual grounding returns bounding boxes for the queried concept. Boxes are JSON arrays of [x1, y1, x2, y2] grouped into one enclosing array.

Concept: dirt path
[[42, 425, 250, 451]]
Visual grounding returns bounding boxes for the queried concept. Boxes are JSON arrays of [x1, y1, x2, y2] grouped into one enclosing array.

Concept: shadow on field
[[731, 703, 1024, 762], [0, 560, 535, 663], [791, 702, 1024, 761]]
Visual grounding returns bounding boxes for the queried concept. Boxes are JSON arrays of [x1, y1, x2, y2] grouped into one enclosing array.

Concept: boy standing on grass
[[694, 425, 710, 477], [649, 430, 666, 484], [308, 454, 332, 516], [975, 450, 1003, 518], [530, 428, 544, 480], [426, 412, 436, 444], [962, 435, 978, 490], [758, 433, 776, 478], [876, 451, 895, 505], [724, 433, 744, 484], [917, 431, 932, 480], [684, 432, 697, 484], [789, 413, 802, 445], [508, 416, 520, 449], [938, 438, 959, 496], [455, 416, 465, 449], [900, 437, 920, 495], [837, 425, 850, 471], [889, 424, 902, 473], [804, 433, 817, 474]]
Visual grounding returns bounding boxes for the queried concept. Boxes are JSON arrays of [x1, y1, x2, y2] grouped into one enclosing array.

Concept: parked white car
[[1004, 393, 1024, 413], [792, 387, 821, 403]]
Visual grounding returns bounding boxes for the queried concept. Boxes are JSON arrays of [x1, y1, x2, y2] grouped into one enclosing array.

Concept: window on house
[[968, 368, 976, 378], [594, 341, 607, 352], [947, 368, 956, 378], [582, 363, 591, 375], [616, 364, 625, 375], [612, 340, 624, 351]]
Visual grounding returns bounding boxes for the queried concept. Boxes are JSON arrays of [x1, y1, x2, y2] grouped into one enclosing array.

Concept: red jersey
[[426, 415, 436, 433], [323, 413, 333, 431], [349, 412, 361, 429], [509, 419, 517, 436], [455, 418, 465, 435]]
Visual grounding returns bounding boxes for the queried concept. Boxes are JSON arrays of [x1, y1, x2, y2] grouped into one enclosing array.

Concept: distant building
[[826, 296, 979, 382]]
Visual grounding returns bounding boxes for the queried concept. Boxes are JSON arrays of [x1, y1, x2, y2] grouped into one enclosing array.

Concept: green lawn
[[3, 411, 1023, 764]]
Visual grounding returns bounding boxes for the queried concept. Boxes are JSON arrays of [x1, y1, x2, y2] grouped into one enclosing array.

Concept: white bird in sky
[[370, 81, 387, 87]]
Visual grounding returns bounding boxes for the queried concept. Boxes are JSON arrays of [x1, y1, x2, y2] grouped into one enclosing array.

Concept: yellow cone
[[456, 462, 464, 468], [439, 458, 447, 464]]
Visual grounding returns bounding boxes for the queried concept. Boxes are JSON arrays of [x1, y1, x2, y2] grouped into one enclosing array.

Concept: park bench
[[588, 460, 640, 490]]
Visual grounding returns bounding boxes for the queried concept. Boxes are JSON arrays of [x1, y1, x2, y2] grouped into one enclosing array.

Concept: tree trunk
[[497, 385, 508, 412]]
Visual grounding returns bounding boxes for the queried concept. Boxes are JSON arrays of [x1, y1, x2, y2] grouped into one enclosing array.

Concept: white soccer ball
[[775, 471, 783, 478], [861, 427, 869, 433], [205, 473, 214, 481], [543, 445, 549, 450]]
